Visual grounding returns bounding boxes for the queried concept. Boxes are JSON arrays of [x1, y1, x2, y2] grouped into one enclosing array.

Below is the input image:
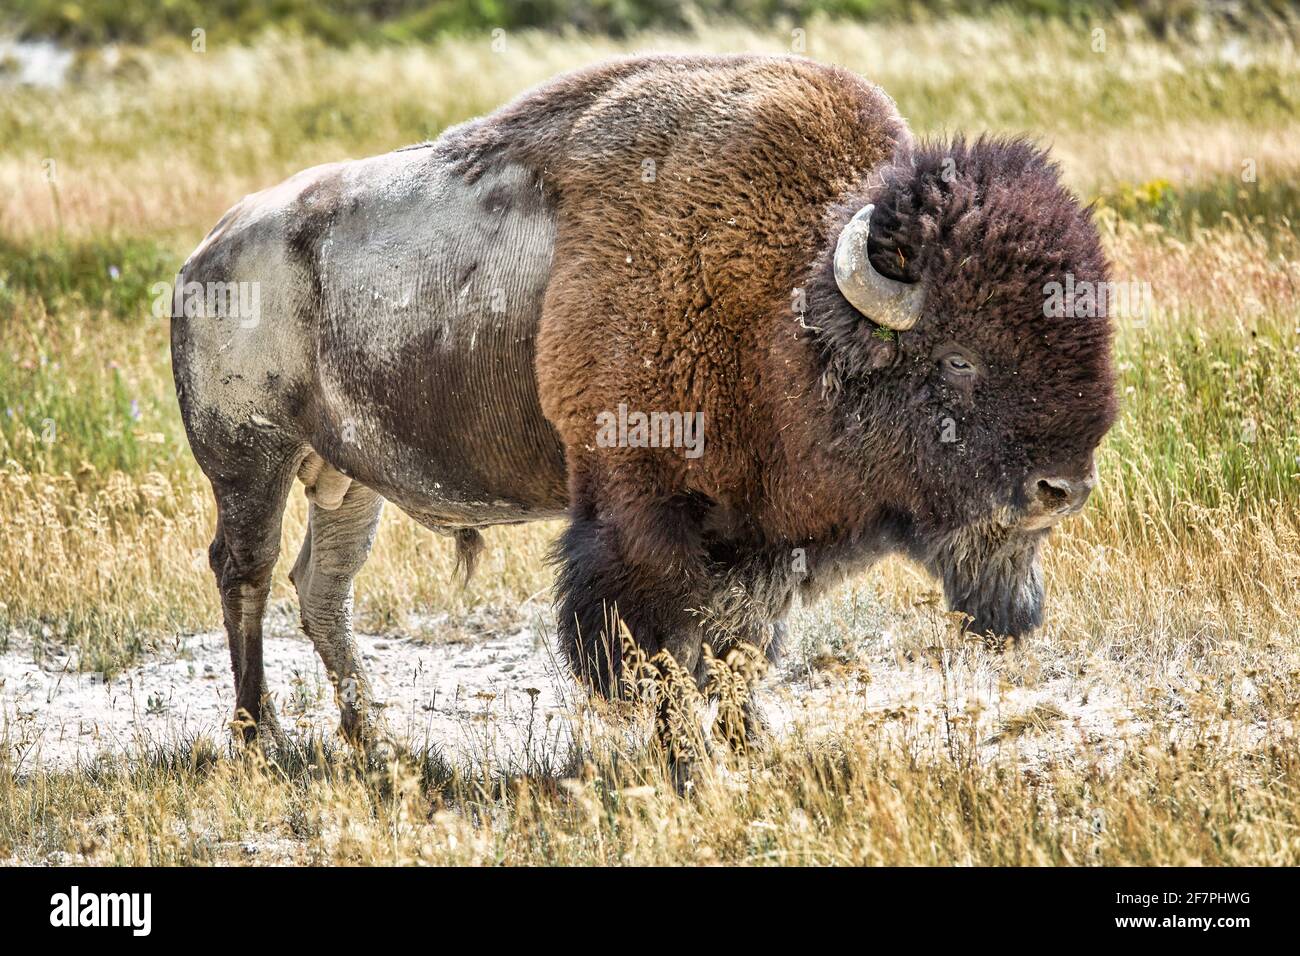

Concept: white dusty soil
[[0, 601, 1182, 775]]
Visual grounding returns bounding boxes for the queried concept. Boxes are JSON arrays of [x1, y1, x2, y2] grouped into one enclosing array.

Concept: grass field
[[2, 12, 1300, 864]]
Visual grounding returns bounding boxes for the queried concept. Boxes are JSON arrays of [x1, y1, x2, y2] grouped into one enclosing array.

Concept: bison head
[[810, 136, 1118, 640]]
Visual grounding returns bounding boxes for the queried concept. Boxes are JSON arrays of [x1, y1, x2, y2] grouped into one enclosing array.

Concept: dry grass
[[2, 15, 1296, 238], [2, 14, 1299, 864], [3, 698, 1298, 865]]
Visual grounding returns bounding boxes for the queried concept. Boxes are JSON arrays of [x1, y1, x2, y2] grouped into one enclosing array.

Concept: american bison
[[171, 54, 1116, 750]]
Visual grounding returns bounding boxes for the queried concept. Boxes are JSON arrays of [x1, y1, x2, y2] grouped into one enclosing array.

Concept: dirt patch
[[1, 602, 1176, 776]]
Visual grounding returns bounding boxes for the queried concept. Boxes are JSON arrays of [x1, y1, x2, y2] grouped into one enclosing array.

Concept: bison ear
[[834, 204, 926, 331]]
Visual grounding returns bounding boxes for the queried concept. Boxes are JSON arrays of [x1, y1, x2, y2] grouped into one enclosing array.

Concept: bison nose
[[1029, 473, 1095, 514]]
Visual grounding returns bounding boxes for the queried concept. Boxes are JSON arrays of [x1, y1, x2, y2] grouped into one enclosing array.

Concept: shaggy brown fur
[[442, 54, 1118, 696], [173, 53, 1117, 756]]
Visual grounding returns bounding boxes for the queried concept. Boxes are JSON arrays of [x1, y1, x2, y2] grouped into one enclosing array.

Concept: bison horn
[[834, 203, 925, 331]]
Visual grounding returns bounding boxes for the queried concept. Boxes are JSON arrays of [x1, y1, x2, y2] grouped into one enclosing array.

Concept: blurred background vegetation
[[4, 0, 1298, 46]]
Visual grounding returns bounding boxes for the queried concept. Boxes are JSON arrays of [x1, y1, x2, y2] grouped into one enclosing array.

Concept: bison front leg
[[554, 507, 719, 786], [553, 487, 787, 773], [923, 527, 1046, 646], [552, 508, 705, 699]]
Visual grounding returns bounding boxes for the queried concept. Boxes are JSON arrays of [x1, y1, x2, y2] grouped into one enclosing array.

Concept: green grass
[[0, 238, 188, 478], [0, 236, 176, 319], [1104, 317, 1300, 515]]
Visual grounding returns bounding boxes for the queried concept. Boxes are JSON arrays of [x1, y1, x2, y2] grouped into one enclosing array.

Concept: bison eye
[[939, 352, 979, 380]]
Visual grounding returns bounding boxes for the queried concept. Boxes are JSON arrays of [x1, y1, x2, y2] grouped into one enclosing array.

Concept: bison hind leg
[[207, 450, 302, 753], [289, 480, 387, 750]]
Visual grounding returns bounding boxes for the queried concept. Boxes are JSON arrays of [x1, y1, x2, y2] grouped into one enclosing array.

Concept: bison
[[171, 54, 1117, 751]]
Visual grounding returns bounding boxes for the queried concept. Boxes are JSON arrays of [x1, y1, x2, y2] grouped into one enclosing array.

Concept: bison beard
[[919, 525, 1047, 642]]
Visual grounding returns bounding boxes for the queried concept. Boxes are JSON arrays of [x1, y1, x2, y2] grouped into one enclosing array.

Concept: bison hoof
[[339, 714, 396, 768]]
